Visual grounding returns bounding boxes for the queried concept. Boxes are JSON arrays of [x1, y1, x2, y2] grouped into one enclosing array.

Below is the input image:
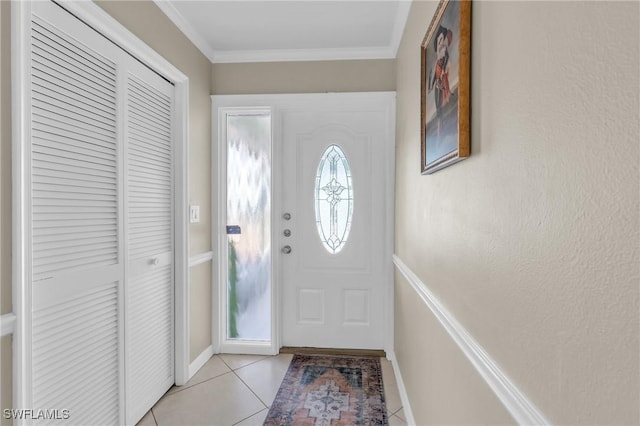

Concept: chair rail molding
[[1, 313, 16, 337], [189, 251, 214, 268], [392, 255, 551, 426]]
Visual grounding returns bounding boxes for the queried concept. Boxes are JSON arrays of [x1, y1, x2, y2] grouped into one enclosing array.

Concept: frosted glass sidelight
[[315, 145, 354, 254], [226, 113, 271, 341]]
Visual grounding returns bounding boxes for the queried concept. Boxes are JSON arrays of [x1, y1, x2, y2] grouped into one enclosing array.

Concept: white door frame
[[212, 93, 395, 355], [212, 103, 279, 355], [12, 0, 190, 418]]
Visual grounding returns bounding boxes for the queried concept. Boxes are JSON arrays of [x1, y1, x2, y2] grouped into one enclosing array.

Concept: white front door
[[213, 93, 394, 353], [280, 93, 395, 350]]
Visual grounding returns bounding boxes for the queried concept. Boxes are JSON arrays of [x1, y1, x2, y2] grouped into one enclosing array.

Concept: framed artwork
[[421, 0, 471, 174]]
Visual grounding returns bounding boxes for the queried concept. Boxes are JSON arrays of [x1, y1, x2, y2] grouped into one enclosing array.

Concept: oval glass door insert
[[315, 144, 354, 254]]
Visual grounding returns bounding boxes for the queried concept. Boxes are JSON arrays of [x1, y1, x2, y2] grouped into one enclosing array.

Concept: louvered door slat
[[33, 162, 117, 182], [30, 3, 122, 424], [31, 40, 116, 93], [32, 281, 119, 426], [33, 92, 116, 129], [128, 172, 171, 185], [32, 108, 117, 141], [128, 125, 171, 146], [129, 148, 171, 167], [129, 97, 171, 124], [31, 20, 116, 78], [128, 134, 172, 155], [31, 56, 116, 104], [129, 79, 172, 110], [34, 195, 117, 207], [129, 107, 171, 135], [30, 26, 117, 95], [32, 82, 116, 122], [32, 132, 116, 161], [33, 326, 119, 383], [129, 161, 173, 177]]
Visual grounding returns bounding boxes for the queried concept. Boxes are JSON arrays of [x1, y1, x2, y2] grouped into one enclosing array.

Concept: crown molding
[[153, 1, 410, 64], [211, 46, 396, 64], [390, 1, 412, 57], [152, 0, 218, 63]]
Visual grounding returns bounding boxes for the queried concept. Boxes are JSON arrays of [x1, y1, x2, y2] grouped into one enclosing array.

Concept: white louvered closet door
[[28, 2, 175, 425], [30, 3, 125, 424], [124, 59, 175, 425]]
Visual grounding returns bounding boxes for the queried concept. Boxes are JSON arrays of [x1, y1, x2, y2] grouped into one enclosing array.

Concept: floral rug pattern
[[264, 355, 388, 426]]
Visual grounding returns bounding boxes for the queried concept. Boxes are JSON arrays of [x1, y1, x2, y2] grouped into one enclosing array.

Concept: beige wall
[[189, 261, 212, 362], [394, 1, 639, 425], [211, 59, 395, 94]]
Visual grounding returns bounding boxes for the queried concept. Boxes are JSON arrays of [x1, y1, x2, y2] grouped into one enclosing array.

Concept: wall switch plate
[[189, 205, 200, 223]]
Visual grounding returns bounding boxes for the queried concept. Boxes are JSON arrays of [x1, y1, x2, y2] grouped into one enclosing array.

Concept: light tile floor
[[137, 354, 407, 426]]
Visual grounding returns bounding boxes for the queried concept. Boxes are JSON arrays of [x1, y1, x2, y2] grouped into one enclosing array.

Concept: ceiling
[[153, 1, 412, 63]]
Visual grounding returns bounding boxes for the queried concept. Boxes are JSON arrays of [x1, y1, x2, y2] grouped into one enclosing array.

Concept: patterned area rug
[[264, 354, 388, 426]]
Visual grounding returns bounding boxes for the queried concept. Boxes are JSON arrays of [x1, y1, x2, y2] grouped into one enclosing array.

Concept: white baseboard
[[387, 350, 417, 426], [392, 255, 551, 426], [188, 345, 214, 380], [1, 313, 16, 337]]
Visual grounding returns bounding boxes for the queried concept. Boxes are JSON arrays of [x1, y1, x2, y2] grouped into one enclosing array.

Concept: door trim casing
[[211, 93, 395, 355], [12, 0, 190, 419], [212, 105, 278, 355]]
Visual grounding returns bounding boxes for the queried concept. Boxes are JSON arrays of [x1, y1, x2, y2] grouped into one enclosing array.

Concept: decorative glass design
[[226, 113, 271, 341], [315, 145, 354, 254]]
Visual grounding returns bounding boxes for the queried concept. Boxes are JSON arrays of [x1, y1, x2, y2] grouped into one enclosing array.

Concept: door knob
[[282, 245, 292, 254], [151, 257, 160, 266]]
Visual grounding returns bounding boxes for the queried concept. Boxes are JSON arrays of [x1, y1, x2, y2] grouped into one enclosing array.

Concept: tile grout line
[[380, 358, 403, 420], [389, 413, 407, 425], [219, 355, 269, 371], [167, 370, 234, 396], [231, 408, 267, 426], [150, 408, 158, 426], [391, 407, 405, 420], [165, 356, 244, 396], [225, 355, 290, 425], [231, 367, 270, 409]]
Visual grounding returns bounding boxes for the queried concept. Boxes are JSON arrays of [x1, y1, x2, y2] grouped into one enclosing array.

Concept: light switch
[[189, 205, 200, 223]]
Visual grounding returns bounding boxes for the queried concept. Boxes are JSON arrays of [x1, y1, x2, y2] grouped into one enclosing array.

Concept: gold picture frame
[[421, 0, 471, 174]]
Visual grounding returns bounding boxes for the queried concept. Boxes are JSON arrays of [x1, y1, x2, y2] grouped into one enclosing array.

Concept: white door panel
[[124, 63, 174, 425], [280, 95, 395, 350], [30, 3, 124, 423]]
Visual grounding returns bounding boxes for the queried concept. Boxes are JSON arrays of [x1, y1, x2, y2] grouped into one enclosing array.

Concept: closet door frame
[[11, 0, 191, 416]]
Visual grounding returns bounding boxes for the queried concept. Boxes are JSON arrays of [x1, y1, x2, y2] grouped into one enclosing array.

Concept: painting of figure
[[421, 0, 471, 174]]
